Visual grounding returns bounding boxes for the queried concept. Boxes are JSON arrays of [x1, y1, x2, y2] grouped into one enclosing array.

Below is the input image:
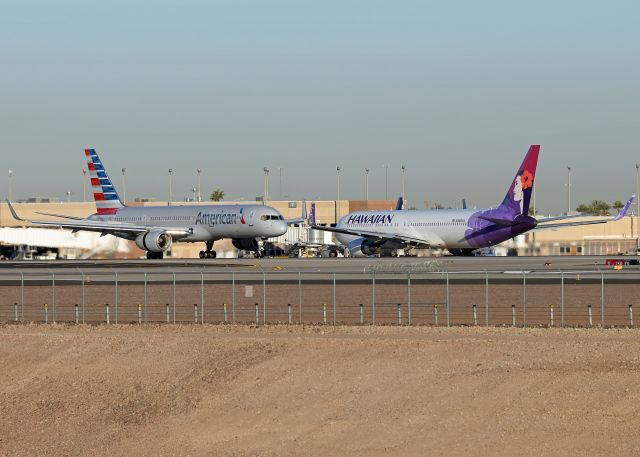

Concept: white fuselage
[[89, 204, 287, 242], [336, 209, 479, 249]]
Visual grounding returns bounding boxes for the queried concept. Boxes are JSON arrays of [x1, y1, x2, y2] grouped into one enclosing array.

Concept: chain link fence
[[0, 269, 638, 327]]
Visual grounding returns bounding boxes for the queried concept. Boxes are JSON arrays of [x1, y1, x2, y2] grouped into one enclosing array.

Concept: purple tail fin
[[498, 145, 540, 217], [309, 202, 316, 225]]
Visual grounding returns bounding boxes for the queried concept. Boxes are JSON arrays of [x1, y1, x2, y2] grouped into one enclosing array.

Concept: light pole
[[566, 166, 571, 215], [168, 168, 173, 206], [197, 169, 202, 202], [336, 166, 341, 221], [121, 168, 126, 203], [365, 168, 370, 200], [401, 164, 406, 209], [8, 170, 13, 201], [263, 167, 269, 202], [383, 164, 389, 200], [66, 191, 72, 203], [192, 187, 197, 202], [279, 167, 282, 200], [82, 169, 87, 202]]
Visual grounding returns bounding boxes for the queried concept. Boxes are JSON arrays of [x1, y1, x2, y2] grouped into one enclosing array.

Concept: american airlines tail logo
[[240, 208, 246, 224]]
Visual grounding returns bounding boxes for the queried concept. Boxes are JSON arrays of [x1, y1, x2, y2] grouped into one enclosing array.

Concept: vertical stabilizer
[[498, 145, 540, 217], [309, 202, 316, 225], [85, 148, 125, 215]]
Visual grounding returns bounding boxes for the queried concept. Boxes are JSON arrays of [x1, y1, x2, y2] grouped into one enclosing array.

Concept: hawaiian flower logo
[[239, 207, 246, 224], [521, 169, 534, 190]]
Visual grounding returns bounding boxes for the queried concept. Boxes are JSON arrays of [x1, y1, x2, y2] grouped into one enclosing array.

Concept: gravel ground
[[2, 324, 640, 456]]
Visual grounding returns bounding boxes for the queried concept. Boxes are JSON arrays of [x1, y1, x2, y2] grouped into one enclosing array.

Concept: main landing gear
[[199, 241, 217, 259], [146, 251, 164, 260]]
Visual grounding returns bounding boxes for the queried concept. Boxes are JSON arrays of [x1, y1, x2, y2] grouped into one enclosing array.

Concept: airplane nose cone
[[276, 221, 287, 236]]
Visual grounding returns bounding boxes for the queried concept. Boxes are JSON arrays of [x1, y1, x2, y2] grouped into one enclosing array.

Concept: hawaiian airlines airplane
[[314, 145, 634, 256], [7, 149, 292, 259]]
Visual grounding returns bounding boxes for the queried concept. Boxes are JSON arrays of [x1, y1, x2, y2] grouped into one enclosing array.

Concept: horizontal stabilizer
[[477, 215, 519, 226]]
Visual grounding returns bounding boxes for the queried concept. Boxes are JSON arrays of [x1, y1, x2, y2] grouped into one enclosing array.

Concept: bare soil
[[2, 324, 640, 456]]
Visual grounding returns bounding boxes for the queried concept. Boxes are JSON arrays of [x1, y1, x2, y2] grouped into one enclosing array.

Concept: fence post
[[333, 272, 336, 325], [434, 304, 439, 327], [81, 271, 85, 324], [51, 272, 56, 324], [298, 271, 302, 324], [166, 304, 170, 324], [255, 303, 259, 324], [144, 273, 148, 323], [360, 303, 364, 325], [560, 272, 564, 328], [14, 303, 18, 322], [485, 271, 489, 327], [263, 272, 267, 325], [288, 303, 292, 324], [232, 271, 236, 323], [173, 272, 176, 324], [397, 303, 401, 325], [20, 272, 24, 321], [323, 303, 327, 325], [44, 303, 48, 324], [194, 304, 198, 323], [372, 271, 376, 325], [115, 272, 119, 325], [588, 304, 593, 328], [106, 304, 110, 325], [522, 271, 527, 328], [407, 273, 412, 326], [473, 304, 477, 326], [549, 304, 554, 328], [447, 271, 451, 327], [601, 273, 605, 327], [138, 304, 142, 324], [75, 304, 79, 324], [201, 272, 205, 324], [224, 303, 228, 323], [511, 304, 516, 327], [629, 304, 634, 327]]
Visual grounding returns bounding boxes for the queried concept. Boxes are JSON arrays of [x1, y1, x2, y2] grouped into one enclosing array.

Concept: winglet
[[5, 200, 27, 222], [614, 194, 635, 221], [395, 197, 403, 210]]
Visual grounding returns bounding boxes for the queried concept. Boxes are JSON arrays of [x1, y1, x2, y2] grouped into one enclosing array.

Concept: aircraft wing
[[6, 201, 192, 237], [534, 194, 634, 231], [311, 225, 430, 245], [285, 200, 307, 225]]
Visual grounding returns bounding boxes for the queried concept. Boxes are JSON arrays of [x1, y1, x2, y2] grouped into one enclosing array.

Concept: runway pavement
[[0, 255, 637, 275]]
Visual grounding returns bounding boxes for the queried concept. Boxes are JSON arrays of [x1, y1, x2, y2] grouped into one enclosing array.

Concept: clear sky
[[1, 0, 638, 213]]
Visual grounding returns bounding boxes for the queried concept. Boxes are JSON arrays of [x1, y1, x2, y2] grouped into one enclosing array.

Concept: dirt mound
[[2, 324, 640, 456]]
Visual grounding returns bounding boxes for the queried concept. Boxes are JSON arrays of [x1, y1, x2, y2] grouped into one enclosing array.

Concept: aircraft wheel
[[199, 251, 205, 259], [211, 250, 217, 259], [329, 250, 338, 258]]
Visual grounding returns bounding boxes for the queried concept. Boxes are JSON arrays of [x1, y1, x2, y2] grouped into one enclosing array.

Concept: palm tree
[[210, 189, 224, 202], [612, 200, 624, 214]]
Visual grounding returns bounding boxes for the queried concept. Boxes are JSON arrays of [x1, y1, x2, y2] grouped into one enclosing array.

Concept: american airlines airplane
[[314, 145, 634, 256], [7, 149, 291, 259]]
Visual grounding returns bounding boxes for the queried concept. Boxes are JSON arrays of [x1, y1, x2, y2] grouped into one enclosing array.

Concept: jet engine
[[136, 229, 172, 252], [232, 238, 260, 251], [347, 237, 382, 257]]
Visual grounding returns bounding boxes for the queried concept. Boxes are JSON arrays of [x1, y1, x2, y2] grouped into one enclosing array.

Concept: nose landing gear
[[199, 241, 217, 259]]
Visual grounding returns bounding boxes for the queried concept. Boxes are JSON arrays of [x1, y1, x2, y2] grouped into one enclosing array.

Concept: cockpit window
[[260, 214, 283, 221]]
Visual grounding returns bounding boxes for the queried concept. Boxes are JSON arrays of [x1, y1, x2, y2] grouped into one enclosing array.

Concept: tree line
[[575, 200, 625, 216]]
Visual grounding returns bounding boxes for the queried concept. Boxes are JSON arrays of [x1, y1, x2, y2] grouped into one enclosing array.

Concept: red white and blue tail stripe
[[85, 148, 124, 215]]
